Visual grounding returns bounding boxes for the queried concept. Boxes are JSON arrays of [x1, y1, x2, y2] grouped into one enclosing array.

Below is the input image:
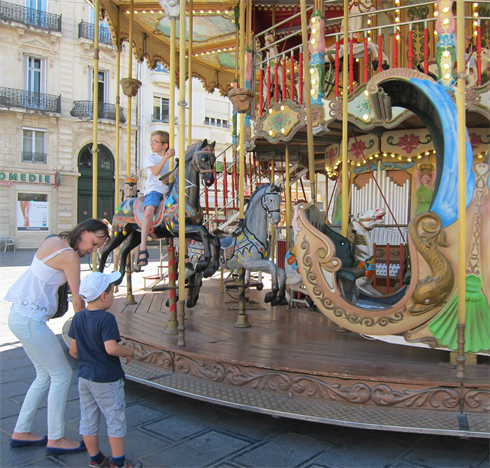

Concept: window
[[204, 117, 229, 128], [89, 69, 107, 102], [153, 96, 170, 122], [25, 56, 46, 94], [26, 0, 46, 11], [22, 128, 46, 163], [155, 62, 169, 73]]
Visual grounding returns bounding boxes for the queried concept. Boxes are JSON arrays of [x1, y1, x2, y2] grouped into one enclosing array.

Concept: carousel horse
[[285, 204, 364, 303], [263, 30, 284, 102], [347, 207, 386, 296], [98, 140, 220, 294], [325, 0, 389, 70], [189, 183, 287, 306]]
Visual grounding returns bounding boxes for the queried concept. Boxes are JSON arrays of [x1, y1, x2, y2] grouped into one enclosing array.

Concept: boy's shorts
[[144, 191, 164, 208], [78, 377, 126, 438]]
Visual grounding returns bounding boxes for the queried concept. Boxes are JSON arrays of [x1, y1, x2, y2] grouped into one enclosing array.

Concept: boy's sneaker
[[90, 455, 111, 468], [110, 459, 142, 468]]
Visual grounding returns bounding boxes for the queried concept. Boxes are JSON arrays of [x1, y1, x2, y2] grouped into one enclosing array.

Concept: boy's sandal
[[137, 250, 149, 266]]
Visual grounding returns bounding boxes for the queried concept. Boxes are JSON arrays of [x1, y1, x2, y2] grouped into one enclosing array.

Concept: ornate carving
[[465, 87, 482, 110], [121, 341, 173, 368], [157, 0, 181, 20], [175, 355, 226, 381], [464, 390, 490, 411], [120, 77, 142, 97], [227, 88, 254, 114], [408, 212, 454, 315]]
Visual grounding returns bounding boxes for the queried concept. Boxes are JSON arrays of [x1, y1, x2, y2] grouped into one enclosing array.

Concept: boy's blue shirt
[[68, 308, 125, 383]]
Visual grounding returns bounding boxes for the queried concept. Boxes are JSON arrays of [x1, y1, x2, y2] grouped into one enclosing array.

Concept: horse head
[[264, 30, 275, 47], [353, 207, 386, 231], [260, 183, 283, 225], [188, 139, 216, 187]]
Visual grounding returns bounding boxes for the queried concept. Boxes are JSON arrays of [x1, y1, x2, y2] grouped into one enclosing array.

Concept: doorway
[[77, 144, 115, 223]]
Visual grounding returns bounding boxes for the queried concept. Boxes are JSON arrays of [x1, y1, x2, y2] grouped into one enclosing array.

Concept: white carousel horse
[[425, 47, 490, 87], [347, 207, 386, 296], [325, 0, 389, 70]]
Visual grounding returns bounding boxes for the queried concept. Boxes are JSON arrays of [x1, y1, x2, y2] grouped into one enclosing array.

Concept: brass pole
[[187, 0, 193, 147], [123, 0, 136, 303], [91, 0, 100, 271], [115, 11, 120, 212], [285, 145, 291, 250], [235, 0, 250, 328], [126, 0, 133, 178], [177, 0, 187, 347], [270, 161, 275, 262], [341, 0, 349, 237], [456, 0, 466, 381], [165, 16, 178, 335]]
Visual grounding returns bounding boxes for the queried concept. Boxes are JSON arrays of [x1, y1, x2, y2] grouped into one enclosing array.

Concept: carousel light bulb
[[357, 163, 361, 167], [391, 154, 395, 158], [478, 154, 483, 158], [269, 130, 273, 136], [395, 0, 399, 3], [443, 51, 450, 57], [474, 12, 479, 17], [312, 28, 317, 34], [407, 158, 412, 162], [443, 18, 449, 24], [395, 17, 400, 22], [310, 68, 315, 74], [398, 156, 402, 160], [126, 10, 129, 13], [443, 7, 449, 13], [367, 19, 371, 24], [281, 128, 285, 133], [208, 10, 212, 13], [311, 38, 316, 44], [200, 10, 204, 13], [383, 153, 387, 157], [474, 2, 479, 6], [356, 58, 359, 62], [269, 109, 272, 114], [445, 73, 451, 79], [310, 89, 315, 95], [396, 9, 399, 13], [159, 10, 162, 13], [217, 10, 220, 13], [375, 154, 379, 158], [425, 151, 429, 155], [396, 34, 400, 40], [369, 156, 373, 160], [150, 10, 154, 13], [434, 31, 438, 36], [311, 17, 316, 23], [417, 155, 422, 159], [193, 10, 196, 13], [444, 63, 450, 69], [363, 114, 369, 120], [364, 90, 369, 96], [368, 37, 372, 42], [225, 10, 229, 13], [142, 10, 146, 13], [434, 11, 438, 16], [474, 20, 479, 26], [280, 105, 285, 111], [134, 10, 138, 14]]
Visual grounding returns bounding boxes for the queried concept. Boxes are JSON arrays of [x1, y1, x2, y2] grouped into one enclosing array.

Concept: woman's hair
[[59, 219, 110, 251]]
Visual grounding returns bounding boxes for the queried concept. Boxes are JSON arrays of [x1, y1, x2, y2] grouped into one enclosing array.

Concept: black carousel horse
[[98, 140, 220, 304]]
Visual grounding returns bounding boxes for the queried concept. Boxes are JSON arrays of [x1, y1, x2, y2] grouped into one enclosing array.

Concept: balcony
[[78, 20, 112, 46], [0, 87, 61, 113], [0, 0, 62, 32], [22, 151, 47, 163], [70, 101, 126, 123], [151, 114, 177, 124]]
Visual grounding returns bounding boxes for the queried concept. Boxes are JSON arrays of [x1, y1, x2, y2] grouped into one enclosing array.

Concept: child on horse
[[138, 130, 174, 267]]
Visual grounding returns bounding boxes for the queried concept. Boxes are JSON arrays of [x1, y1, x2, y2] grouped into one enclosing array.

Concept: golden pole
[[91, 0, 100, 271], [115, 11, 120, 212], [285, 145, 291, 250], [456, 0, 467, 381], [126, 0, 134, 178], [341, 0, 349, 237], [177, 0, 187, 347], [235, 0, 250, 328], [165, 15, 178, 335], [300, 0, 316, 204], [270, 161, 275, 262], [187, 0, 193, 147]]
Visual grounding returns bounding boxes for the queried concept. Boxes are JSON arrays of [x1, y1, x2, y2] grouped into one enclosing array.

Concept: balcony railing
[[0, 0, 62, 32], [0, 87, 61, 113], [151, 114, 178, 124], [70, 101, 126, 123], [22, 151, 47, 163], [78, 20, 112, 45]]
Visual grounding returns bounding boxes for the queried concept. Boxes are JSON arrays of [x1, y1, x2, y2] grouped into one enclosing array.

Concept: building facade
[[0, 0, 135, 249]]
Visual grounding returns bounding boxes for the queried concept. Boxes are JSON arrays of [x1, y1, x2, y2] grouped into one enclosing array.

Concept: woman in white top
[[5, 219, 109, 454]]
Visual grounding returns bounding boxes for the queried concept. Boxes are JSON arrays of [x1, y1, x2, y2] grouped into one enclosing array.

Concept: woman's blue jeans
[[8, 307, 73, 440]]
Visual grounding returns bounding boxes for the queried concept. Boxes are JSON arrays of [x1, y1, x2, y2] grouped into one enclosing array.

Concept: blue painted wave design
[[409, 78, 475, 228]]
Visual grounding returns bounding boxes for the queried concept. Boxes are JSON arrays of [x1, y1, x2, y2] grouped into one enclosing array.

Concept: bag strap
[[41, 247, 72, 263]]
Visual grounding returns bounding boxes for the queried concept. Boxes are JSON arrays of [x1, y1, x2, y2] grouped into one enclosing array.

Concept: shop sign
[[0, 172, 54, 184]]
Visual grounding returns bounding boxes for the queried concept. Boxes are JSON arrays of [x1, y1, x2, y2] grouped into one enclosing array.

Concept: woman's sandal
[[137, 250, 149, 266]]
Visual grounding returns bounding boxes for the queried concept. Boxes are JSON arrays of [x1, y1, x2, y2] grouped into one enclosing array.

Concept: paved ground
[[0, 250, 489, 468]]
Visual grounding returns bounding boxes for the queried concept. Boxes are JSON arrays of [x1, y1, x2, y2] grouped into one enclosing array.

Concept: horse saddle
[[134, 195, 166, 230], [219, 236, 236, 264]]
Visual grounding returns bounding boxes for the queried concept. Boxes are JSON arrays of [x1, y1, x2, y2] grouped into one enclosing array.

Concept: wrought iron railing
[[151, 114, 177, 124], [70, 101, 126, 123], [78, 20, 112, 45], [0, 0, 62, 32], [22, 151, 47, 163], [0, 87, 61, 113]]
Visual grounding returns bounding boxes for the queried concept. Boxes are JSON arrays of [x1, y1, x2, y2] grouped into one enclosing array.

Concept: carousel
[[76, 0, 490, 437]]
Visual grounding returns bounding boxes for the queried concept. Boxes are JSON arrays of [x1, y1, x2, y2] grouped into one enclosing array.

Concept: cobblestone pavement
[[1, 250, 489, 468]]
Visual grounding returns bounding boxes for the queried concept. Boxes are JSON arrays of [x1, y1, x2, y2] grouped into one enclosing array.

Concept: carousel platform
[[110, 276, 490, 439]]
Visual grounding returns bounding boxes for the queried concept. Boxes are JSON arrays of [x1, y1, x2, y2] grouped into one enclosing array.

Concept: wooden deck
[[110, 276, 490, 438]]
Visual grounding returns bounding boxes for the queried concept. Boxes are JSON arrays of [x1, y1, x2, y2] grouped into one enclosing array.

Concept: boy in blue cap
[[69, 271, 142, 468]]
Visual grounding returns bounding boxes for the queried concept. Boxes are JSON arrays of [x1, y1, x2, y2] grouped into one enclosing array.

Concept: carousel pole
[[177, 0, 187, 347], [235, 0, 251, 328], [285, 145, 291, 249], [341, 0, 349, 236], [91, 0, 100, 272], [270, 162, 275, 262], [455, 0, 467, 381], [300, 0, 316, 203], [164, 6, 179, 335], [115, 10, 121, 214], [187, 0, 193, 147]]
